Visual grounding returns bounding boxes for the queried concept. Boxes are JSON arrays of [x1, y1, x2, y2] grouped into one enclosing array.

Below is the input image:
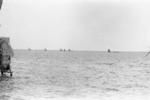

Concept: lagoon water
[[0, 50, 150, 100]]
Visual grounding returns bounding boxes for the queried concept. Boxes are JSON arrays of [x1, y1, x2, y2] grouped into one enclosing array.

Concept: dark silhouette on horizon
[[59, 49, 63, 52], [28, 48, 31, 51], [59, 48, 72, 52], [107, 49, 111, 53], [44, 48, 47, 51], [68, 49, 71, 52]]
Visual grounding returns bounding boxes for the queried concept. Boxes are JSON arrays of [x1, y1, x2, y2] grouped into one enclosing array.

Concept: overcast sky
[[0, 0, 150, 51]]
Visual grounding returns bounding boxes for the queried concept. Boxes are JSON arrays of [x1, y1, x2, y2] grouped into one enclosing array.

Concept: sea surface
[[0, 50, 150, 100]]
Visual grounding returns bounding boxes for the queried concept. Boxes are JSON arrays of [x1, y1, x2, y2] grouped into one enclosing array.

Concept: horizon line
[[12, 49, 149, 52]]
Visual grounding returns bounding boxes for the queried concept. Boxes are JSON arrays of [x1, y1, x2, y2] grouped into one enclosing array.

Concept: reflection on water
[[0, 75, 14, 100]]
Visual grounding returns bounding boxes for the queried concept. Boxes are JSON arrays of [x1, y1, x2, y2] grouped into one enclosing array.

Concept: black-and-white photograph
[[0, 0, 150, 100]]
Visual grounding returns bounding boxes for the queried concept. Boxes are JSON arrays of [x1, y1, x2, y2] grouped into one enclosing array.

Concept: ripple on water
[[0, 94, 11, 100]]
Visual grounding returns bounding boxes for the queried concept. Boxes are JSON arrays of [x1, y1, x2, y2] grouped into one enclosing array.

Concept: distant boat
[[107, 49, 111, 53], [59, 49, 63, 52], [28, 48, 31, 51], [68, 49, 71, 52], [44, 48, 47, 51]]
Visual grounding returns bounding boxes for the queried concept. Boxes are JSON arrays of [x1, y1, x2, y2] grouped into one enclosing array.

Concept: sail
[[0, 0, 3, 10]]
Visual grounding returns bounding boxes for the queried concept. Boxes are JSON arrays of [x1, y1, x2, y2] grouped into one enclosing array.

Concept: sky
[[0, 0, 150, 51]]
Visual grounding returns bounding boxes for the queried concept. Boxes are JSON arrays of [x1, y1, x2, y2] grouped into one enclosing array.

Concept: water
[[0, 50, 150, 100]]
